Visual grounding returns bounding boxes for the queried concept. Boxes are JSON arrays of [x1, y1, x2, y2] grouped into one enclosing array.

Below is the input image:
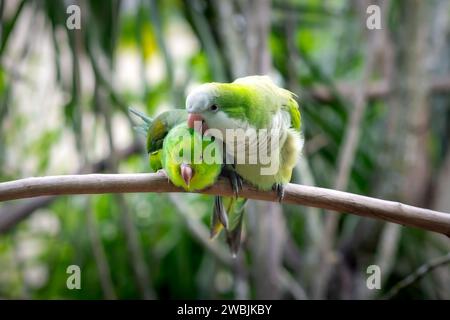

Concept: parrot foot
[[221, 167, 244, 198], [273, 183, 285, 202]]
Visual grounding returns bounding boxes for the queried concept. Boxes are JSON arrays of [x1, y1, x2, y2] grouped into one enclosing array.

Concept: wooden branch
[[0, 141, 142, 233], [1, 173, 449, 236]]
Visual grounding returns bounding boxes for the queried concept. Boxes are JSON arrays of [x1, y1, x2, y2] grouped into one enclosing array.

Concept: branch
[[383, 252, 450, 299], [0, 173, 449, 236], [85, 201, 117, 300], [0, 141, 142, 233], [309, 76, 450, 103], [167, 193, 307, 299], [315, 0, 384, 298]]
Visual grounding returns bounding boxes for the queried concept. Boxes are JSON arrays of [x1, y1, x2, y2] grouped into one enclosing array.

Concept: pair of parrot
[[131, 75, 303, 256]]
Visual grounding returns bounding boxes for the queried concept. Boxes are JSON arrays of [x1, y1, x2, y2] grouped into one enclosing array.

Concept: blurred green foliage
[[0, 0, 449, 300]]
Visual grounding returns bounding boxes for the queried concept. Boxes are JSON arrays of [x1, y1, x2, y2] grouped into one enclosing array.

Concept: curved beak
[[180, 163, 193, 187], [187, 113, 208, 134]]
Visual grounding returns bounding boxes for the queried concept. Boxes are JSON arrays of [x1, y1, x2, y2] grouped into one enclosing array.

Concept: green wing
[[285, 97, 301, 131], [146, 109, 188, 154], [129, 108, 188, 172], [227, 76, 301, 130]]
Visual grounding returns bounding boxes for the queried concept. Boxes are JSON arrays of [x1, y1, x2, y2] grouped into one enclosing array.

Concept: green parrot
[[160, 122, 222, 191], [130, 108, 220, 190], [185, 75, 303, 198], [130, 108, 243, 255], [159, 121, 247, 255], [185, 76, 303, 254], [162, 124, 247, 255]]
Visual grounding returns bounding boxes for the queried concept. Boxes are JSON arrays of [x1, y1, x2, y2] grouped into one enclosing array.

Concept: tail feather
[[129, 107, 153, 136], [226, 207, 244, 257], [129, 107, 152, 124], [133, 126, 148, 136], [210, 196, 227, 239], [210, 196, 247, 256]]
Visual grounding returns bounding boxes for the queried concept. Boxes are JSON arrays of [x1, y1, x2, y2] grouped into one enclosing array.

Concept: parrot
[[160, 122, 222, 191], [130, 108, 220, 191], [162, 124, 247, 255], [185, 76, 303, 254], [185, 75, 303, 199], [130, 108, 244, 255]]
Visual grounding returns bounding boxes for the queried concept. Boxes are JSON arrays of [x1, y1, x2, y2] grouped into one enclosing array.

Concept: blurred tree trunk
[[429, 0, 450, 299], [430, 0, 450, 214], [193, 1, 313, 297], [240, 0, 286, 299], [212, 0, 287, 299], [315, 0, 383, 299], [433, 150, 450, 212], [370, 0, 439, 299], [380, 0, 432, 206], [336, 0, 448, 300]]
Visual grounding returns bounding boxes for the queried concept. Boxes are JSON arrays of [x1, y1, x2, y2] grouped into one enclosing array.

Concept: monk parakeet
[[160, 122, 222, 191], [130, 108, 243, 254], [160, 122, 246, 255], [185, 76, 302, 254], [185, 75, 303, 198], [130, 108, 220, 190]]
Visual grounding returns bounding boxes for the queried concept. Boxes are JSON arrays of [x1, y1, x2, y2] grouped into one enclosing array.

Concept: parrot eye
[[210, 104, 218, 112]]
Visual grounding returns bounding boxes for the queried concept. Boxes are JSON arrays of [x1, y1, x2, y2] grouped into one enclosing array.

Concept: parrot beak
[[180, 163, 193, 187], [187, 113, 208, 134]]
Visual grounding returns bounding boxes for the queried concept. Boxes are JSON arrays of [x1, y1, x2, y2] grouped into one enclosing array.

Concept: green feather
[[162, 123, 222, 191], [186, 75, 303, 191]]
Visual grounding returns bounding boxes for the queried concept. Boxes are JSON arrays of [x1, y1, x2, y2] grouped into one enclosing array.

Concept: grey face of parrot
[[186, 84, 219, 132], [186, 85, 214, 114]]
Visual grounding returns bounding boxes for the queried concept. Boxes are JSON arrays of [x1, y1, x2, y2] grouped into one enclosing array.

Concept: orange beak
[[180, 163, 193, 187], [187, 113, 208, 134]]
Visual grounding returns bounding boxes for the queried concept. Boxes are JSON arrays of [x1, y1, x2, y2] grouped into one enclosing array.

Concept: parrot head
[[162, 123, 222, 192], [186, 83, 249, 135]]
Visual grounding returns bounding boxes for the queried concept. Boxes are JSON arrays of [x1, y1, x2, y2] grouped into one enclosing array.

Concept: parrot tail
[[129, 107, 153, 135], [210, 196, 228, 239], [210, 196, 247, 257]]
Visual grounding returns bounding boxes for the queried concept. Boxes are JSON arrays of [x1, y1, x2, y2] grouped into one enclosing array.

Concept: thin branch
[[86, 202, 117, 299], [371, 222, 402, 298], [315, 0, 391, 299], [168, 193, 232, 265], [383, 252, 450, 299], [97, 83, 155, 300], [309, 76, 450, 103], [167, 193, 306, 299], [0, 173, 449, 236], [116, 194, 155, 299]]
